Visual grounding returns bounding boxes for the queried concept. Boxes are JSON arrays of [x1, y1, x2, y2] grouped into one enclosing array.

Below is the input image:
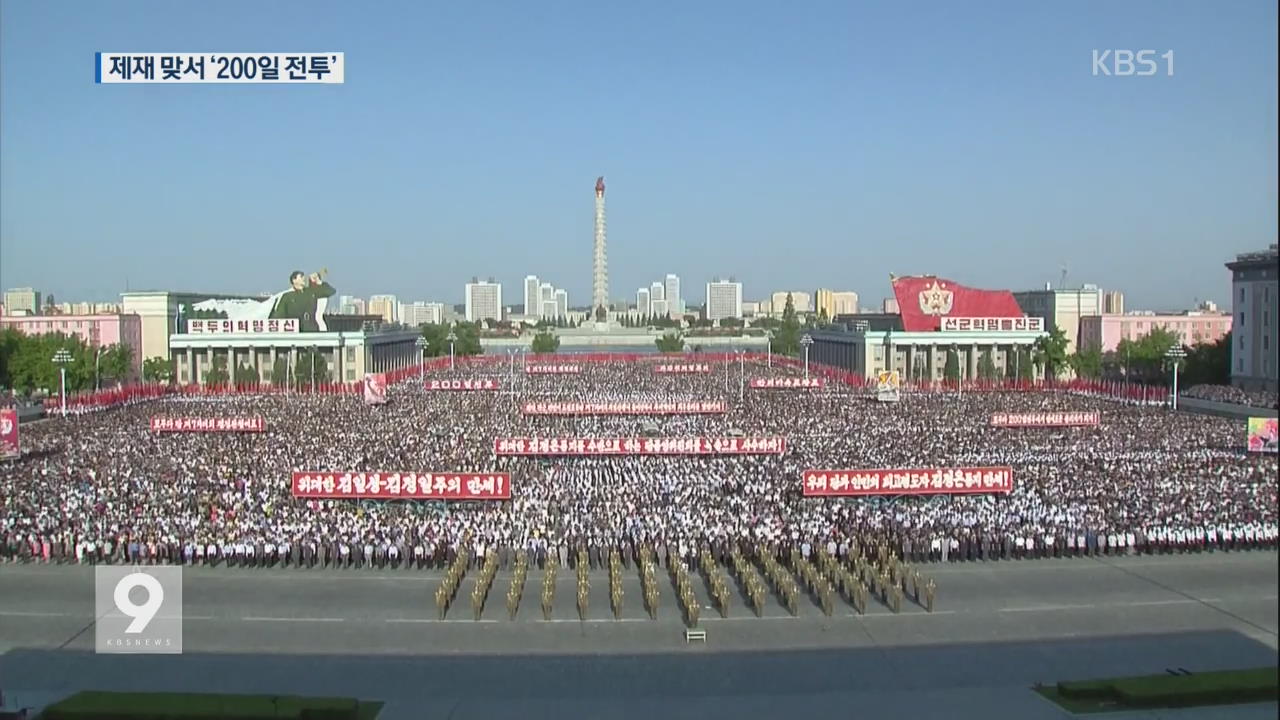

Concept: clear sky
[[1, 0, 1275, 310]]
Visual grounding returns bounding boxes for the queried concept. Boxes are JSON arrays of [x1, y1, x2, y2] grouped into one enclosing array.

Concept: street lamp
[[52, 349, 72, 417], [800, 334, 813, 380], [736, 348, 745, 403], [95, 346, 103, 392], [1164, 346, 1187, 410], [766, 331, 774, 369], [414, 337, 428, 385], [446, 330, 458, 371]]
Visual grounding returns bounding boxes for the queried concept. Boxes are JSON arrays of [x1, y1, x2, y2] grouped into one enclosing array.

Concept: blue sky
[[1, 0, 1275, 310]]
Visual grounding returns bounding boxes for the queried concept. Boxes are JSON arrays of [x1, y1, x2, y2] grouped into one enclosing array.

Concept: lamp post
[[800, 334, 813, 380], [736, 348, 745, 403], [310, 345, 317, 393], [1164, 346, 1186, 410], [414, 336, 428, 386], [95, 346, 103, 392], [766, 331, 774, 369], [52, 349, 72, 417], [446, 331, 457, 371]]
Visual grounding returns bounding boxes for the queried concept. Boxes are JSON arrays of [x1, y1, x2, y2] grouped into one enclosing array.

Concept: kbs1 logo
[[1092, 50, 1174, 77], [95, 566, 183, 653]]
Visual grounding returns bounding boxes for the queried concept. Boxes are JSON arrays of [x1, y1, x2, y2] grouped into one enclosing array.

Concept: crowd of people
[[1182, 383, 1280, 410], [1, 360, 1276, 571]]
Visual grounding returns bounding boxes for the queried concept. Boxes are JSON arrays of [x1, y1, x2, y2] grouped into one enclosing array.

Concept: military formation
[[430, 538, 941, 622]]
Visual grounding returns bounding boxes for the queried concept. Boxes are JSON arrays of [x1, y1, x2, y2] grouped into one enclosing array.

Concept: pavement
[[1, 552, 1277, 719]]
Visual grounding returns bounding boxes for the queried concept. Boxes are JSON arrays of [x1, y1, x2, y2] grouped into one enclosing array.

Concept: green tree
[[1116, 326, 1180, 382], [96, 343, 135, 385], [817, 307, 830, 325], [0, 327, 22, 389], [655, 333, 685, 353], [772, 294, 801, 356], [943, 349, 960, 383], [1182, 332, 1230, 386], [1067, 348, 1103, 380], [531, 331, 560, 354], [719, 317, 743, 328], [271, 357, 290, 386], [1033, 324, 1070, 379], [977, 350, 998, 381], [203, 355, 230, 386], [293, 348, 332, 387], [142, 356, 174, 384], [234, 363, 260, 386]]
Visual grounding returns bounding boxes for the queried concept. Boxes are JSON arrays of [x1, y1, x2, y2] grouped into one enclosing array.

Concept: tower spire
[[592, 176, 609, 319]]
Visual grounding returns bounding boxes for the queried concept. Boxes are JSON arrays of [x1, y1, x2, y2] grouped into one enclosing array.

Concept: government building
[[811, 275, 1049, 382]]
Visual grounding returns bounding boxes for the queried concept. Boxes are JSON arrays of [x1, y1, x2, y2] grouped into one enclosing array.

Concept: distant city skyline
[[1, 2, 1276, 310]]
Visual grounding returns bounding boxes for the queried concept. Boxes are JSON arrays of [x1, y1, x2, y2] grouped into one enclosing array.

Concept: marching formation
[[1, 360, 1277, 622]]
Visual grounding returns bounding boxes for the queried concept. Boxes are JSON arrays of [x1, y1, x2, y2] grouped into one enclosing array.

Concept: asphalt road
[[1, 553, 1276, 719]]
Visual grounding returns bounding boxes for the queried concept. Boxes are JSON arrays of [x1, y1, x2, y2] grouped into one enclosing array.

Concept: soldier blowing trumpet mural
[[271, 268, 336, 332]]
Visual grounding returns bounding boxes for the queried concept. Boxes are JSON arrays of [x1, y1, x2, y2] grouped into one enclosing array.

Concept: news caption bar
[[96, 53, 345, 84]]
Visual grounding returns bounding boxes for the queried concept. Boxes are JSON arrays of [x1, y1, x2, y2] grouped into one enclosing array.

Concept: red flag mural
[[890, 275, 1026, 332]]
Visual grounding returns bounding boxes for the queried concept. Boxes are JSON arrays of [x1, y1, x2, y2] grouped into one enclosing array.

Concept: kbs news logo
[[1092, 49, 1174, 76]]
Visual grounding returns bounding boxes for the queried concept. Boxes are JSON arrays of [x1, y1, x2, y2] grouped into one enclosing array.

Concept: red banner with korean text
[[654, 363, 712, 374], [525, 364, 582, 375], [424, 379, 502, 391], [494, 436, 786, 456], [291, 471, 510, 500], [520, 401, 728, 415], [802, 467, 1014, 496], [990, 412, 1100, 428], [0, 408, 18, 459], [749, 377, 825, 389], [151, 416, 266, 432], [890, 276, 1025, 332]]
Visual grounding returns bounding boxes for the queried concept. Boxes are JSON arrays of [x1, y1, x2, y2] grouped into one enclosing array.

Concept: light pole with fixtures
[[52, 349, 72, 417], [1164, 346, 1186, 410], [736, 348, 745, 402], [446, 330, 458, 371], [800, 334, 813, 380], [414, 337, 428, 389], [766, 331, 774, 369]]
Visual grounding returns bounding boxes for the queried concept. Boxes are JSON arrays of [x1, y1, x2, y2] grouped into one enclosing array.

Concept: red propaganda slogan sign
[[494, 436, 786, 456], [424, 379, 501, 391], [525, 364, 582, 375], [188, 318, 299, 334], [802, 467, 1014, 497], [990, 412, 1100, 428], [0, 408, 18, 459], [940, 317, 1044, 332], [291, 471, 510, 500], [654, 363, 711, 374], [749, 377, 825, 389], [151, 416, 266, 433], [521, 401, 728, 416]]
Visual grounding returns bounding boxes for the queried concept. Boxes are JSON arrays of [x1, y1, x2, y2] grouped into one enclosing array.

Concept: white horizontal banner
[[96, 53, 345, 83]]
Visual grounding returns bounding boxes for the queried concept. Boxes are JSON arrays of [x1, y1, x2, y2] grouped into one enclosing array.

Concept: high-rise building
[[1227, 244, 1279, 391], [368, 295, 398, 324], [650, 299, 668, 318], [770, 291, 811, 315], [3, 288, 41, 316], [592, 176, 609, 315], [705, 279, 743, 321], [636, 288, 651, 316], [742, 301, 761, 317], [664, 274, 682, 315], [1013, 285, 1105, 354], [814, 289, 859, 318], [554, 289, 568, 319], [1103, 290, 1125, 315], [399, 301, 445, 327], [833, 291, 859, 316], [540, 283, 555, 309], [524, 275, 540, 317], [882, 298, 899, 314], [465, 279, 502, 323]]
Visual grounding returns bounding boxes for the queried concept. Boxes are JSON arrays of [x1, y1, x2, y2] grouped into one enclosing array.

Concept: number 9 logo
[[114, 572, 164, 633]]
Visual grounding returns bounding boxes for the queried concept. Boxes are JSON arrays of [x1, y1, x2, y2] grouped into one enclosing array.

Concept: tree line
[[0, 328, 136, 395]]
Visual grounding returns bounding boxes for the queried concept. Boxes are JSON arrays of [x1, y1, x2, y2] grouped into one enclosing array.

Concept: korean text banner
[[494, 436, 786, 456], [97, 53, 344, 83], [525, 365, 582, 374], [654, 364, 711, 374], [1247, 417, 1278, 454], [425, 379, 501, 391], [151, 417, 266, 433], [802, 467, 1014, 496], [291, 472, 510, 500], [0, 408, 18, 459], [749, 378, 824, 389], [521, 401, 728, 415], [990, 412, 1100, 428]]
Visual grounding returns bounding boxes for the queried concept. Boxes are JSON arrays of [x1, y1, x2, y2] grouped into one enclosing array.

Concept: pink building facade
[[1078, 313, 1232, 354], [0, 313, 144, 379]]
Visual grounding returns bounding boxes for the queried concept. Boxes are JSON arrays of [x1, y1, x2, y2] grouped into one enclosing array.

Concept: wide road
[[1, 553, 1277, 719]]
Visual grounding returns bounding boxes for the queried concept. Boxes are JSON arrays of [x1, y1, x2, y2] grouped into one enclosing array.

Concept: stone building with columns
[[168, 321, 420, 386], [810, 275, 1049, 382]]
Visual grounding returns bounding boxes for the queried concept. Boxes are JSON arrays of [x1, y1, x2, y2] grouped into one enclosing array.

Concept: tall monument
[[592, 176, 609, 319]]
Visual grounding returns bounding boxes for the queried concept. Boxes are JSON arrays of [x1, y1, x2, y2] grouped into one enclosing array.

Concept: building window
[[1264, 336, 1270, 351], [1239, 312, 1245, 327], [346, 347, 355, 362], [1240, 287, 1245, 302], [1240, 335, 1245, 349]]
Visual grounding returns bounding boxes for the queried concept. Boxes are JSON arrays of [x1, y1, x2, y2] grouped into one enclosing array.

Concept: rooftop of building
[[1227, 243, 1279, 267]]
